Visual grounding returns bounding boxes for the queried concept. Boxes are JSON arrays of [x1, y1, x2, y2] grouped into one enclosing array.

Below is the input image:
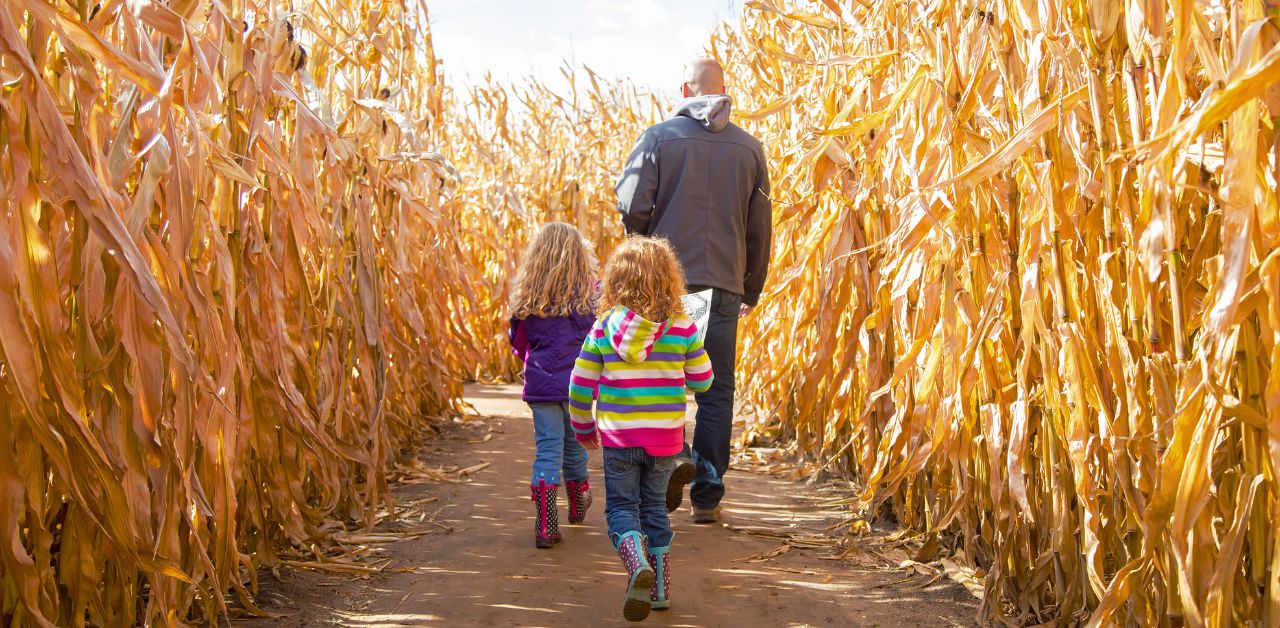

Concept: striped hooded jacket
[[568, 305, 713, 456]]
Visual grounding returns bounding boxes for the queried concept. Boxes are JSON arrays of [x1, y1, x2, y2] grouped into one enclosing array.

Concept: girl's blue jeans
[[529, 402, 589, 486], [603, 447, 675, 549]]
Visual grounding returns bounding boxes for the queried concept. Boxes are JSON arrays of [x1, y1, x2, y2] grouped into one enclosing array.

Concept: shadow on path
[[235, 384, 978, 627]]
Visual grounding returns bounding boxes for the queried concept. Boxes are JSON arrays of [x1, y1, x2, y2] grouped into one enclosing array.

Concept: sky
[[428, 0, 741, 97]]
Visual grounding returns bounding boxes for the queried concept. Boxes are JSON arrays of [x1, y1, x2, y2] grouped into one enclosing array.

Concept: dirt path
[[236, 384, 978, 627]]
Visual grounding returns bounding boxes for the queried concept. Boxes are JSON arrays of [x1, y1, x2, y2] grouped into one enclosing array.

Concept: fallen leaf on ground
[[733, 544, 794, 563]]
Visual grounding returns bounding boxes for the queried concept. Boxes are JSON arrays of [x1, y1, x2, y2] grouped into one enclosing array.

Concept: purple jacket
[[509, 312, 596, 403]]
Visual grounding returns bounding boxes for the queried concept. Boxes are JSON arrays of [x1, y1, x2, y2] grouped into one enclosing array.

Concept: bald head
[[682, 58, 725, 97]]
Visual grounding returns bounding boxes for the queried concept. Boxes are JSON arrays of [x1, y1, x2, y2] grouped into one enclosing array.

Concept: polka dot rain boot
[[564, 479, 593, 525], [614, 530, 654, 622], [648, 544, 671, 610], [530, 481, 561, 549]]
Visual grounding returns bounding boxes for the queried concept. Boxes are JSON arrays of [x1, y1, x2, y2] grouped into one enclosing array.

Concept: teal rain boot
[[648, 543, 671, 610], [614, 531, 654, 622]]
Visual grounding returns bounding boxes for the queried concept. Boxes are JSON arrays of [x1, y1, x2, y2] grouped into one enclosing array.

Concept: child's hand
[[580, 433, 601, 451]]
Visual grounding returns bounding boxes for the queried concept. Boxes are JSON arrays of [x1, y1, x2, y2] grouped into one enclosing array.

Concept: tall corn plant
[[444, 70, 664, 379], [6, 0, 1280, 624], [0, 0, 470, 624], [721, 0, 1280, 625]]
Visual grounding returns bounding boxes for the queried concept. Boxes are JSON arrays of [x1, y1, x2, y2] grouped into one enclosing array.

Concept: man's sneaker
[[690, 505, 720, 524], [665, 456, 696, 513]]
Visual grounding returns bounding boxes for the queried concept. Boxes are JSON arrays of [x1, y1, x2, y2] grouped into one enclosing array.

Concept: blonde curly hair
[[600, 236, 687, 322], [509, 222, 598, 318]]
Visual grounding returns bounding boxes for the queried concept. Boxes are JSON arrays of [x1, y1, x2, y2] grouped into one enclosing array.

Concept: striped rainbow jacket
[[568, 305, 713, 456]]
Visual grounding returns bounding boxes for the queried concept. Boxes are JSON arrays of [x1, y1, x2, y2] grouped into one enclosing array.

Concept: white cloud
[[585, 0, 669, 30], [430, 0, 739, 96], [621, 0, 671, 29], [593, 13, 622, 30]]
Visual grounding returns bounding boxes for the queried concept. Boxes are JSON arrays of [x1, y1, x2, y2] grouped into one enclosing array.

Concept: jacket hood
[[672, 94, 732, 132], [603, 306, 669, 364]]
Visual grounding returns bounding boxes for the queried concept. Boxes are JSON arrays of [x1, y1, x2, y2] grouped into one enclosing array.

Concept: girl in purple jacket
[[508, 222, 599, 548]]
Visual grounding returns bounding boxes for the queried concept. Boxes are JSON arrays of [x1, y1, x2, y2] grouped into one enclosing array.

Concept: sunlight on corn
[[449, 70, 664, 380], [2, 0, 1279, 625], [0, 0, 470, 624], [718, 1, 1280, 626], [454, 0, 1280, 623]]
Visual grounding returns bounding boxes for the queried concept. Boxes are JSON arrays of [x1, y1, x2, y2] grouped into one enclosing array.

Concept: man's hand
[[739, 303, 754, 318], [579, 433, 601, 451]]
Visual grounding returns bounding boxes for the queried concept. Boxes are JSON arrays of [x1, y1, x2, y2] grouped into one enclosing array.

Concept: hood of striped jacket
[[602, 306, 670, 364]]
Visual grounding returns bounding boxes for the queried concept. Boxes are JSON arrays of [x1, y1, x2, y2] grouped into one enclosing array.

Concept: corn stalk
[[0, 0, 471, 624], [722, 1, 1280, 625]]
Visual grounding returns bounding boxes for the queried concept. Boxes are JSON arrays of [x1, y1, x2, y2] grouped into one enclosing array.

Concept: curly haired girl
[[508, 222, 599, 549], [568, 236, 713, 621]]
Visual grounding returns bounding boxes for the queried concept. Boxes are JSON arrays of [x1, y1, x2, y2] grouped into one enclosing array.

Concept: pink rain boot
[[564, 479, 593, 524], [530, 481, 561, 549]]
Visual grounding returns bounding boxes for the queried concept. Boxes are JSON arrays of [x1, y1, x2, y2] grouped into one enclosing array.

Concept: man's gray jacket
[[615, 95, 772, 306]]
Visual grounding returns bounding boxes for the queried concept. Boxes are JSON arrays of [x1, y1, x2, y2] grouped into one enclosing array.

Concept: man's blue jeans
[[686, 288, 740, 509], [603, 447, 675, 548], [529, 402, 589, 486]]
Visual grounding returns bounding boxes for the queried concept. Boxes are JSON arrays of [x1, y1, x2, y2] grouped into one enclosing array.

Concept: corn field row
[[444, 71, 662, 381], [721, 1, 1280, 626], [464, 0, 1280, 624], [2, 0, 1280, 625], [0, 0, 472, 624]]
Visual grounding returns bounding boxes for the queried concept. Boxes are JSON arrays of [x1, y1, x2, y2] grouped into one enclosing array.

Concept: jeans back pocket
[[653, 455, 677, 473], [605, 448, 634, 474]]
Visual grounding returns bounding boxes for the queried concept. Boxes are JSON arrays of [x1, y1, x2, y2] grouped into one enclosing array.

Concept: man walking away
[[614, 58, 772, 524]]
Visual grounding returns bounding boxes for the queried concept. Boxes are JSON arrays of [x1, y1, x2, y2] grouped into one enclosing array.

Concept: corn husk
[[0, 1, 469, 624], [716, 1, 1280, 626]]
